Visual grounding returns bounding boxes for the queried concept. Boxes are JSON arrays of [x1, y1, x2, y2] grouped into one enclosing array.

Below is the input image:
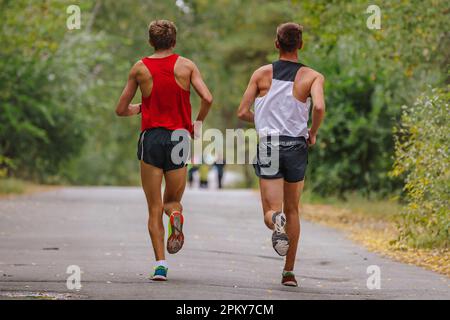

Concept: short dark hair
[[148, 20, 177, 50], [276, 22, 303, 52]]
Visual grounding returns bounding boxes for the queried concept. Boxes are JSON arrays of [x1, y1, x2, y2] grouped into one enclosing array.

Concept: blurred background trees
[[0, 0, 448, 246]]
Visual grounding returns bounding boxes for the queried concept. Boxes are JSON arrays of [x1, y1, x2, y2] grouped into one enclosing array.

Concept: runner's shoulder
[[300, 66, 325, 81], [131, 60, 148, 76], [176, 56, 197, 70], [252, 64, 272, 80]]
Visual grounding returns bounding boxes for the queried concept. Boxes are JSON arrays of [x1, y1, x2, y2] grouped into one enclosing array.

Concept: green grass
[[332, 197, 401, 221], [0, 178, 26, 195], [302, 190, 402, 221]]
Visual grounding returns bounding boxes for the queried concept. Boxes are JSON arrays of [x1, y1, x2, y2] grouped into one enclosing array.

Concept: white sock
[[155, 260, 168, 269]]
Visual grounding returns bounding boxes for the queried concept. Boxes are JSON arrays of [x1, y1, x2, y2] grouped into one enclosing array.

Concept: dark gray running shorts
[[254, 136, 308, 183]]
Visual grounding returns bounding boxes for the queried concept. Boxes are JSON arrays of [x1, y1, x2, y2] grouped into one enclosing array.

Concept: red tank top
[[141, 54, 192, 133]]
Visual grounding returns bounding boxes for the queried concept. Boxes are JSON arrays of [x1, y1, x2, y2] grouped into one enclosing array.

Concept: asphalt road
[[0, 187, 448, 300]]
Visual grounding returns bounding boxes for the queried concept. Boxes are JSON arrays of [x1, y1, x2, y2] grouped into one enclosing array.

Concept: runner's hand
[[191, 122, 202, 140], [128, 104, 141, 116], [307, 129, 317, 146]]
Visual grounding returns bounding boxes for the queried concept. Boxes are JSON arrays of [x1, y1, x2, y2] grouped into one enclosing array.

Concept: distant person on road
[[198, 164, 210, 189], [187, 163, 199, 187], [237, 22, 326, 287], [115, 20, 213, 281], [214, 153, 226, 189], [188, 155, 202, 188]]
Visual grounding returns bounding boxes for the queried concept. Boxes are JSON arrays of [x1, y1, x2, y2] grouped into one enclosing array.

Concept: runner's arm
[[191, 63, 213, 122], [115, 65, 141, 117], [308, 73, 326, 146], [237, 72, 258, 123]]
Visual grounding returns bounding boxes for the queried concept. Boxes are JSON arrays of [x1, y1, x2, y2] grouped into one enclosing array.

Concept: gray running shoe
[[271, 212, 289, 256]]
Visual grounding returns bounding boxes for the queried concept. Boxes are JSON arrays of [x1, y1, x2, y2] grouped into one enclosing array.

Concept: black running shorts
[[137, 128, 190, 172], [254, 136, 308, 183]]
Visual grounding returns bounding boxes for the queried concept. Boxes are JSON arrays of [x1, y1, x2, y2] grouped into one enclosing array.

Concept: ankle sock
[[155, 260, 168, 269]]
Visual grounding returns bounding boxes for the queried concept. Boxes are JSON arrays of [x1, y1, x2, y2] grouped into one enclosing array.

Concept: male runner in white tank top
[[237, 22, 326, 287]]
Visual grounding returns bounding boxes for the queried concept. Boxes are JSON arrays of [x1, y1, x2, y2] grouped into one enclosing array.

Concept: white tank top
[[254, 60, 311, 138]]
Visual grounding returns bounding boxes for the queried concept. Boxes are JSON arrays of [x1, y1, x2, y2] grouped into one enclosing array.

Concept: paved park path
[[0, 187, 448, 300]]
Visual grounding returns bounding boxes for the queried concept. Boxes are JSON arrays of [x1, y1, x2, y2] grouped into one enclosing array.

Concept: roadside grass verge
[[302, 192, 449, 277], [0, 178, 58, 198], [0, 178, 26, 195]]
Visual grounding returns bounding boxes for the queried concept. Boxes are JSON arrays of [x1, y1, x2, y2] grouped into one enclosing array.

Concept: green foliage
[[0, 1, 111, 182], [391, 88, 449, 248], [0, 155, 14, 178], [297, 0, 449, 197]]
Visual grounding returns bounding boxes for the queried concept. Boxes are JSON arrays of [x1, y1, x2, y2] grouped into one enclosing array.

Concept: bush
[[391, 88, 449, 248]]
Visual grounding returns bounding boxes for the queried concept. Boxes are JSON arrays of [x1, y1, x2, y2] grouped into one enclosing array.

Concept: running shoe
[[272, 212, 289, 256], [151, 266, 168, 281], [281, 271, 298, 287], [167, 211, 185, 254]]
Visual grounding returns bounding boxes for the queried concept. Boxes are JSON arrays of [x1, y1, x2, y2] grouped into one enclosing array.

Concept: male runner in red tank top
[[115, 20, 213, 281]]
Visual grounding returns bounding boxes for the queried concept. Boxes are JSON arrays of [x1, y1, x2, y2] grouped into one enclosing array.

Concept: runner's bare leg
[[141, 161, 165, 261], [163, 167, 187, 216], [283, 180, 304, 271], [259, 178, 283, 229]]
